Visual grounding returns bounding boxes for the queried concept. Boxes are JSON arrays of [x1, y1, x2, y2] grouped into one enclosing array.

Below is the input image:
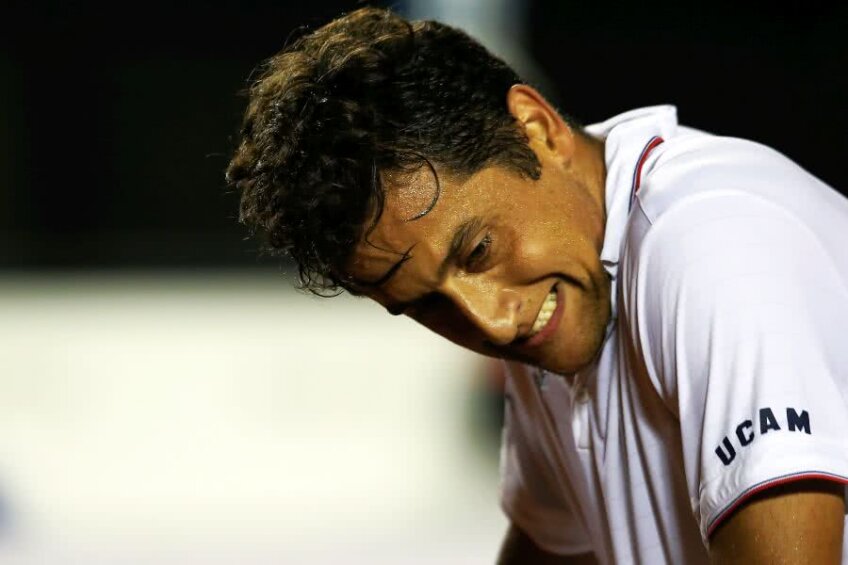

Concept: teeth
[[528, 290, 557, 336]]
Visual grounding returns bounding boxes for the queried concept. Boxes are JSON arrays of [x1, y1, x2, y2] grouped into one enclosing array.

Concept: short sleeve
[[499, 363, 594, 555], [634, 191, 848, 544]]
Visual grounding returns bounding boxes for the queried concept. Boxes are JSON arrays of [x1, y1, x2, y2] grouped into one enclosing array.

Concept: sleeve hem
[[705, 470, 848, 539], [698, 435, 848, 544]]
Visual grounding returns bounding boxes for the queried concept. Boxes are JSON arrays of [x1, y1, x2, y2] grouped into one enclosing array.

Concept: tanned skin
[[348, 85, 845, 563], [710, 479, 844, 564]]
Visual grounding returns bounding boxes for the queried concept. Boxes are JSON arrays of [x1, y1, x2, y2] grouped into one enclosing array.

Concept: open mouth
[[502, 283, 564, 353], [516, 282, 564, 350], [528, 286, 558, 337]]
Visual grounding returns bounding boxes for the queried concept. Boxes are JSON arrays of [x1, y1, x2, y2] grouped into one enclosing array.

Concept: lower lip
[[523, 284, 565, 348]]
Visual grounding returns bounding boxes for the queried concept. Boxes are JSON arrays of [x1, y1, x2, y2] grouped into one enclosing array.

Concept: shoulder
[[636, 132, 808, 224], [621, 128, 845, 281], [617, 135, 848, 401]]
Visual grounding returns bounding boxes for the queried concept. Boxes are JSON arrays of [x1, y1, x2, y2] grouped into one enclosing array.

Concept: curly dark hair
[[227, 7, 562, 295]]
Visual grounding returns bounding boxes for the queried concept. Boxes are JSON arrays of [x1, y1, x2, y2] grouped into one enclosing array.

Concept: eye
[[466, 233, 492, 269]]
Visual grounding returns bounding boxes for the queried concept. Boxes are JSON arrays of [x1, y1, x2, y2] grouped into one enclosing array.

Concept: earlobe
[[506, 84, 574, 161]]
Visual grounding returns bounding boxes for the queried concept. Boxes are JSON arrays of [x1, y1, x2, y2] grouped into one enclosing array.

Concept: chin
[[541, 355, 593, 378], [545, 321, 609, 376]]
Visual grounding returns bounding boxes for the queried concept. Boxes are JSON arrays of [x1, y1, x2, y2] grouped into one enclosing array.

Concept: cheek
[[507, 225, 572, 278]]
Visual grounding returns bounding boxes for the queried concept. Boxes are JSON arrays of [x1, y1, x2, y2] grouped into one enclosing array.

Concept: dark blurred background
[[0, 4, 846, 562], [2, 1, 846, 270]]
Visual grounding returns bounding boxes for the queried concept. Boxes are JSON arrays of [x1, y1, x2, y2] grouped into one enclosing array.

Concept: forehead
[[379, 166, 450, 223]]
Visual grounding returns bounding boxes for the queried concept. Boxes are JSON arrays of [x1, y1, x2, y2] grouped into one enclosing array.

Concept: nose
[[441, 279, 521, 346]]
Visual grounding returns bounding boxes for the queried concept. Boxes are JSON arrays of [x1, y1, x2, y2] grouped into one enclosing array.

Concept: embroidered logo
[[714, 407, 811, 466]]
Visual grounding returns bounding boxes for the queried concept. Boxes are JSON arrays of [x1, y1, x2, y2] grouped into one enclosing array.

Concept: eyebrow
[[352, 243, 416, 290], [384, 215, 484, 315]]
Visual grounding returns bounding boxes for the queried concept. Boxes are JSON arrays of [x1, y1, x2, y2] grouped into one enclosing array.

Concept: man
[[226, 7, 848, 563]]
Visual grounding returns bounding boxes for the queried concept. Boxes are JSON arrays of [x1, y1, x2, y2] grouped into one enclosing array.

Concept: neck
[[573, 130, 608, 235]]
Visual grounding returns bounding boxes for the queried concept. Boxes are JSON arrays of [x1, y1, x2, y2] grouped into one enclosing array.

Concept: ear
[[506, 84, 576, 165]]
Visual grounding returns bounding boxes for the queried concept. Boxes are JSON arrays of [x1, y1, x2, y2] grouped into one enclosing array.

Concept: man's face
[[347, 136, 611, 376]]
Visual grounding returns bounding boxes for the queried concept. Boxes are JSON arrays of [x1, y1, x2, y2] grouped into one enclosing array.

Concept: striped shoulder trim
[[628, 135, 665, 211]]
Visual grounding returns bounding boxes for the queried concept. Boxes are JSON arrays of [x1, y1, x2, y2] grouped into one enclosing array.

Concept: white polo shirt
[[500, 105, 848, 564]]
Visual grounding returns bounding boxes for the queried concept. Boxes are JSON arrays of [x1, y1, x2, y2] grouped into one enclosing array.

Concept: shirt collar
[[585, 105, 679, 281]]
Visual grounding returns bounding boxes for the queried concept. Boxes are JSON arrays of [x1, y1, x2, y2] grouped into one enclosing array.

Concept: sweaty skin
[[346, 85, 846, 561], [347, 85, 609, 376], [710, 480, 844, 564]]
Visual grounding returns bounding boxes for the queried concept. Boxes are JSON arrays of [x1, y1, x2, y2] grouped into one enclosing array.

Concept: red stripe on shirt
[[634, 136, 665, 193], [706, 471, 848, 538]]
